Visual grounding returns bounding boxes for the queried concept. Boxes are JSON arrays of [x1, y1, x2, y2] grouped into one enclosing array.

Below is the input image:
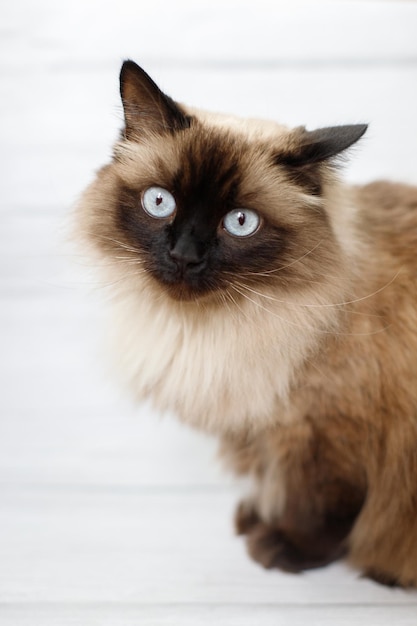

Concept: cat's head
[[79, 60, 366, 306]]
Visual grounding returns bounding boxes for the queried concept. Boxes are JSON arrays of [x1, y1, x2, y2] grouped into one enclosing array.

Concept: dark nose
[[169, 234, 205, 271]]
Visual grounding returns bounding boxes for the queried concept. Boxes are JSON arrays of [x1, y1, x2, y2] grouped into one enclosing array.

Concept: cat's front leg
[[235, 495, 355, 572], [226, 421, 367, 574]]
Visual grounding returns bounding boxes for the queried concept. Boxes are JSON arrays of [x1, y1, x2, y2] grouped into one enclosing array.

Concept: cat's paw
[[234, 500, 261, 535], [245, 522, 324, 573], [236, 510, 348, 574], [235, 502, 316, 573]]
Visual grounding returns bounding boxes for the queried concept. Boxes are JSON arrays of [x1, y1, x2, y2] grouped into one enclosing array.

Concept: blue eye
[[223, 209, 260, 237], [142, 186, 176, 218]]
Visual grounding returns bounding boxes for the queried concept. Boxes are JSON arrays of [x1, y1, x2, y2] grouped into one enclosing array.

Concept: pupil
[[156, 194, 163, 206], [238, 212, 245, 226]]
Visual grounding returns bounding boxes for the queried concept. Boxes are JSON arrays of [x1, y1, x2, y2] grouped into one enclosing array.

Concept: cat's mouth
[[150, 263, 219, 302], [166, 283, 207, 302], [142, 247, 216, 301], [159, 279, 216, 302]]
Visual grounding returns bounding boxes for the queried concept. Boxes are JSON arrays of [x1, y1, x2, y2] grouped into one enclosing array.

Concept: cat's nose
[[169, 244, 202, 270], [169, 236, 205, 272]]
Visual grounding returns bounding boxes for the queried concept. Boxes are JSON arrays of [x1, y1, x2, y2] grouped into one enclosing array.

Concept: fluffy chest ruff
[[108, 282, 342, 434]]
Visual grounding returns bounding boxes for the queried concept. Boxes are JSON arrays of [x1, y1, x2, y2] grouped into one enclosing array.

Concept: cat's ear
[[119, 60, 191, 138], [281, 124, 368, 166]]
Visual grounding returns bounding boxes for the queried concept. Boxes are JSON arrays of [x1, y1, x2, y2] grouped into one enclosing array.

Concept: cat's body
[[76, 61, 417, 587]]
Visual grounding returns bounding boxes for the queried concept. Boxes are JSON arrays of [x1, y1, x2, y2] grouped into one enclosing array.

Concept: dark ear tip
[[354, 123, 369, 139], [120, 59, 140, 82], [121, 59, 139, 70], [120, 60, 151, 101]]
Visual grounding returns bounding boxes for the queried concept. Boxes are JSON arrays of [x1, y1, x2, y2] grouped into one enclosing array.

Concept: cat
[[76, 60, 417, 588]]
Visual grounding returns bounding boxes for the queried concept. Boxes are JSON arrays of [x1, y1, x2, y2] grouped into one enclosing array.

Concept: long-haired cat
[[76, 60, 417, 588]]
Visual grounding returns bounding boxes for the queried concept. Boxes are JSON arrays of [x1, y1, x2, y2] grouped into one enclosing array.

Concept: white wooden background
[[1, 1, 417, 624]]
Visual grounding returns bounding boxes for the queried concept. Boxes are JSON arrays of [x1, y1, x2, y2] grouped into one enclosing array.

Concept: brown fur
[[75, 61, 417, 587], [222, 181, 417, 587]]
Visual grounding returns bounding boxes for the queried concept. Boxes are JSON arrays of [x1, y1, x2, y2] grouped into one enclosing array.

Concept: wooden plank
[[1, 489, 416, 606], [1, 604, 417, 626]]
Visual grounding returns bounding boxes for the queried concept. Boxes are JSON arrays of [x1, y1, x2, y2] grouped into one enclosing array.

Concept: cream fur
[[103, 270, 347, 435]]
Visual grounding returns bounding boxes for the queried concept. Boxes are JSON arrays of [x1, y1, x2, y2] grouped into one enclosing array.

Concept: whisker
[[216, 290, 236, 321], [231, 281, 390, 337], [220, 242, 324, 282], [223, 284, 252, 322], [231, 270, 400, 312], [225, 283, 336, 383], [305, 270, 402, 309], [246, 240, 325, 277], [230, 270, 351, 285], [81, 231, 143, 256], [229, 283, 316, 332]]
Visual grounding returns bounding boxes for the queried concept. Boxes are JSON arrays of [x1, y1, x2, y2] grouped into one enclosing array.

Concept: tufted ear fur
[[119, 60, 192, 138], [281, 124, 368, 167], [275, 124, 367, 195]]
